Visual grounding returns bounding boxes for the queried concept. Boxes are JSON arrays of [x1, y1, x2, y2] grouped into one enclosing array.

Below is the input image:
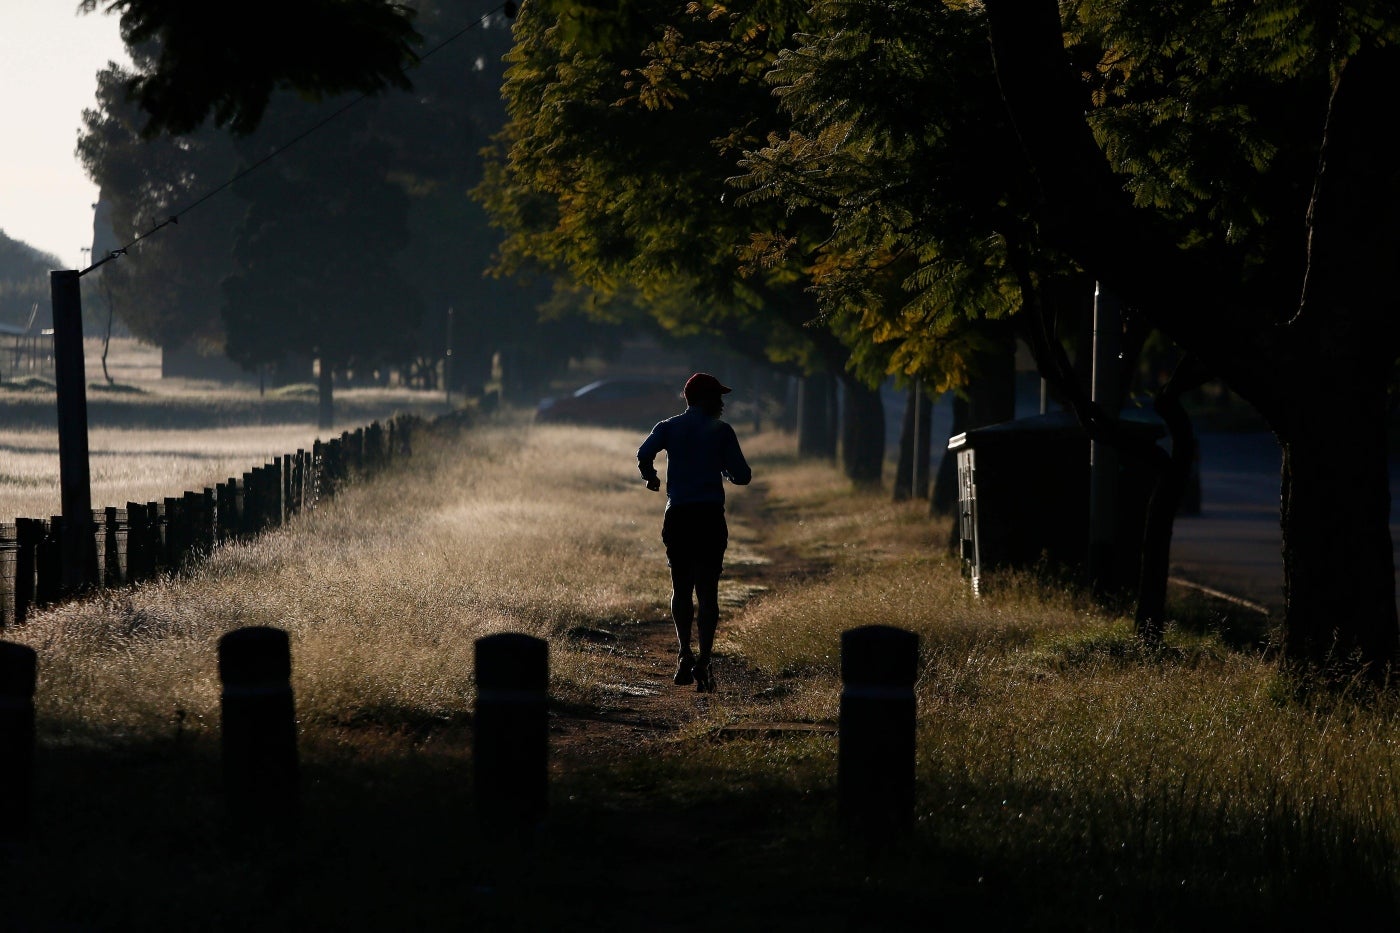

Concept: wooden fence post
[[839, 625, 918, 846], [309, 442, 322, 504], [290, 451, 305, 516], [229, 478, 246, 540], [0, 526, 17, 629], [200, 489, 216, 553], [13, 519, 40, 624], [474, 633, 549, 841], [242, 472, 259, 535], [0, 640, 37, 846], [219, 626, 299, 829], [89, 510, 107, 590], [124, 504, 146, 582], [103, 507, 127, 587], [366, 421, 383, 472], [280, 455, 293, 521], [320, 442, 338, 499], [147, 501, 167, 573], [164, 497, 187, 569], [35, 520, 61, 608], [270, 460, 285, 528]]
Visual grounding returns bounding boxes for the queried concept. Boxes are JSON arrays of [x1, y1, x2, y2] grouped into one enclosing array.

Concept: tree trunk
[[914, 388, 932, 500], [985, 1, 1400, 673], [798, 372, 837, 460], [892, 385, 932, 502], [931, 395, 969, 518], [1135, 358, 1207, 643], [840, 376, 885, 486], [317, 361, 334, 431], [1278, 391, 1398, 677]]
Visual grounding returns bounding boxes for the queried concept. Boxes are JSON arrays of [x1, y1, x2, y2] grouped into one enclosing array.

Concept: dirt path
[[547, 481, 813, 770]]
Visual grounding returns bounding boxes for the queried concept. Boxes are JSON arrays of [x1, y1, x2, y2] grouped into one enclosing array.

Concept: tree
[[980, 0, 1400, 675], [0, 232, 61, 333], [737, 0, 1259, 638], [80, 0, 419, 136], [81, 5, 612, 402], [78, 54, 242, 356], [478, 0, 889, 483], [221, 108, 423, 428]]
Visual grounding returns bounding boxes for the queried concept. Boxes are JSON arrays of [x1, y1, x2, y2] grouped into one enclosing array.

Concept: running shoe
[[674, 653, 696, 686]]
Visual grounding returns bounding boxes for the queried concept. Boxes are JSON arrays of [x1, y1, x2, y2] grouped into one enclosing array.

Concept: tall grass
[[8, 422, 672, 740], [718, 466, 1400, 923], [3, 416, 1397, 928]]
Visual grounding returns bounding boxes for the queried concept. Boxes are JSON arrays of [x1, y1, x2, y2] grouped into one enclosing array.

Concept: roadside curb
[[1167, 575, 1272, 617]]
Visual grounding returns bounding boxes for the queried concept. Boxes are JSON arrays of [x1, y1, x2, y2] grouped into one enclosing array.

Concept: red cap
[[683, 372, 732, 401]]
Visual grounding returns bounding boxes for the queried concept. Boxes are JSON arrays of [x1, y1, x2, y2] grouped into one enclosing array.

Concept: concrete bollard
[[0, 641, 37, 844], [219, 626, 299, 829], [474, 633, 549, 840], [839, 625, 918, 845]]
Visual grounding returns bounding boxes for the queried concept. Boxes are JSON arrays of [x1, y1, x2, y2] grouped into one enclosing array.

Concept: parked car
[[535, 379, 680, 429]]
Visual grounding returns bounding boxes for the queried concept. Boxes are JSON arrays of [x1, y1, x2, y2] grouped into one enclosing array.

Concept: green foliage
[[733, 0, 1033, 391], [477, 0, 863, 379], [1047, 1, 1400, 310]]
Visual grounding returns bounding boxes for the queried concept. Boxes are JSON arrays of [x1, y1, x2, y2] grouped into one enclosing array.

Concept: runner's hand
[[645, 476, 660, 491]]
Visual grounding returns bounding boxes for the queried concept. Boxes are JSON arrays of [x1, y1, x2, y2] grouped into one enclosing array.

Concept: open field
[[0, 415, 1397, 929], [0, 337, 451, 518]]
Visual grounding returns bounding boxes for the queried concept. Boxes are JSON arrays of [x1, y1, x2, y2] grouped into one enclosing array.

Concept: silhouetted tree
[[221, 115, 422, 428], [78, 52, 241, 356], [80, 0, 419, 136], [980, 1, 1400, 674], [479, 0, 888, 483]]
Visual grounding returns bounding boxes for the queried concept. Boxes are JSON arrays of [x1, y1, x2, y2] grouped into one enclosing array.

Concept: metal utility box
[[949, 411, 1163, 595]]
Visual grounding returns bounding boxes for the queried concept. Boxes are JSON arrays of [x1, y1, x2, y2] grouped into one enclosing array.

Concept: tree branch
[[981, 0, 1271, 393]]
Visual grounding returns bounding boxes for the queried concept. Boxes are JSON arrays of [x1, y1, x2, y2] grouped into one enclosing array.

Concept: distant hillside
[[0, 229, 61, 330]]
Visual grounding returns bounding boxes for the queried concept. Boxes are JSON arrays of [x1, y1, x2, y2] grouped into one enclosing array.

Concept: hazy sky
[[0, 0, 129, 269]]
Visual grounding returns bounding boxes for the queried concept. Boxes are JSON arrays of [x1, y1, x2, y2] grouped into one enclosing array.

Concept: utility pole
[[444, 306, 454, 406], [50, 270, 96, 592], [1088, 282, 1121, 593]]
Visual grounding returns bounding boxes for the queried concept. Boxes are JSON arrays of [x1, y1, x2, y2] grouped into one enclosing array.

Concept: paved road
[[1170, 432, 1400, 614]]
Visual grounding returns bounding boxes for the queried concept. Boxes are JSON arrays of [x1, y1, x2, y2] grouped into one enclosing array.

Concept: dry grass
[[711, 456, 1400, 920], [4, 411, 1398, 926], [0, 424, 330, 520], [7, 421, 671, 745], [0, 338, 450, 518]]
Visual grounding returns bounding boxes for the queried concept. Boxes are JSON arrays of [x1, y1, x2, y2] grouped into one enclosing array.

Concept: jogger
[[637, 373, 752, 692]]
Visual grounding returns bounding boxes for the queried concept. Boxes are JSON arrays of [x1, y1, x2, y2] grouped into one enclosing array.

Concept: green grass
[[1, 416, 1398, 929]]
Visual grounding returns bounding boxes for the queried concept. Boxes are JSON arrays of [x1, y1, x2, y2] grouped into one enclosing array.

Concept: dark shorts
[[662, 503, 728, 575]]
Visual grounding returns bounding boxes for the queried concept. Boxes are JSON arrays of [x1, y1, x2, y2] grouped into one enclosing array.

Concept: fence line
[[0, 413, 424, 627]]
